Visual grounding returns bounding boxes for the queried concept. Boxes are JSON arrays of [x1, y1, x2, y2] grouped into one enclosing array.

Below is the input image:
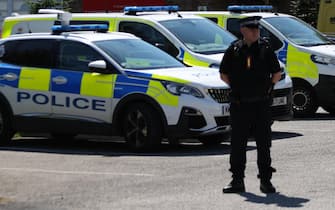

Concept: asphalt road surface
[[0, 109, 334, 210]]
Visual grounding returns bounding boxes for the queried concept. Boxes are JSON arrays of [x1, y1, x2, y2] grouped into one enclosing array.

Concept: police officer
[[220, 16, 282, 194]]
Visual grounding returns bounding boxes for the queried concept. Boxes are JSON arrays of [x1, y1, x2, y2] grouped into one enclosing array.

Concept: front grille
[[208, 88, 231, 103]]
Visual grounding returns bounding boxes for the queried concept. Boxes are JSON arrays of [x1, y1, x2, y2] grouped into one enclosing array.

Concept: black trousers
[[229, 100, 273, 181]]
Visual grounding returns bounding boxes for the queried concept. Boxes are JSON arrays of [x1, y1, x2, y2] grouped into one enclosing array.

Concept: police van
[[182, 5, 335, 117], [1, 6, 293, 121], [0, 17, 232, 151]]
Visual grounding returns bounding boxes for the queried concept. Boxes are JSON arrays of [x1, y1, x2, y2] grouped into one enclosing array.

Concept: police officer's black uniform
[[220, 16, 281, 193]]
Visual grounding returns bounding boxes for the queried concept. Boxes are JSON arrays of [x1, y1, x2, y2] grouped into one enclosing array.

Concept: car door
[[0, 39, 53, 117], [51, 40, 116, 124]]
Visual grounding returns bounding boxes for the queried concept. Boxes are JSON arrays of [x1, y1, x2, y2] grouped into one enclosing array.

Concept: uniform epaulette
[[232, 40, 243, 56], [259, 38, 271, 48], [258, 38, 270, 59], [233, 40, 244, 48]]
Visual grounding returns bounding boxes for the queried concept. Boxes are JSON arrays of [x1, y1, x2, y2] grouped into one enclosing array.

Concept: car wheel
[[123, 103, 162, 151], [0, 103, 14, 145], [292, 83, 318, 117], [321, 105, 335, 116]]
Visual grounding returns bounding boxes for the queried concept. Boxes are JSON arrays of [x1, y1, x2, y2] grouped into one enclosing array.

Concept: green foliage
[[25, 0, 73, 14], [289, 0, 319, 27]]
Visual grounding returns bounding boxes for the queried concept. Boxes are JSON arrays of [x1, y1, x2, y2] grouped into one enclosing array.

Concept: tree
[[289, 0, 318, 27], [26, 0, 73, 14]]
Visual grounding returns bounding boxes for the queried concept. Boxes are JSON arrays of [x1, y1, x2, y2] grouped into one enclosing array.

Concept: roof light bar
[[124, 5, 179, 14], [52, 24, 108, 34], [227, 5, 273, 13]]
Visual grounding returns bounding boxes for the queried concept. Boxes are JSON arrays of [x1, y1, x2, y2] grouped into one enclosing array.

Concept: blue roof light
[[227, 5, 273, 13], [52, 24, 109, 34], [124, 5, 179, 14]]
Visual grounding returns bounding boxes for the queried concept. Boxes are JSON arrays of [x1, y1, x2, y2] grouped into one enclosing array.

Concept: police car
[[0, 21, 232, 151], [1, 6, 293, 121], [182, 5, 335, 116]]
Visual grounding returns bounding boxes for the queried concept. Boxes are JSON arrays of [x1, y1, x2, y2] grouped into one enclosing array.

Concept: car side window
[[0, 39, 55, 68], [58, 41, 105, 72], [119, 21, 179, 58], [206, 17, 219, 24], [226, 18, 283, 51], [226, 18, 242, 39], [259, 26, 284, 51]]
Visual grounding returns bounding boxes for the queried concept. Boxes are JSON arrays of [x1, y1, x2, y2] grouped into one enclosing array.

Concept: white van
[[183, 5, 335, 116]]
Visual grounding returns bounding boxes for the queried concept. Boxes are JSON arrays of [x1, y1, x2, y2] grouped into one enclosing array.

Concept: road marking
[[0, 167, 154, 177]]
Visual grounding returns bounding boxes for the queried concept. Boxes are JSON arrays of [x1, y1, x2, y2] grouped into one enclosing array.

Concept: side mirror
[[88, 60, 107, 73]]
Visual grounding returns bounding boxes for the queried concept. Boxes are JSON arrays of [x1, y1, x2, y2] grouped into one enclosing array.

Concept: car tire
[[123, 103, 162, 151], [292, 83, 318, 117], [0, 103, 14, 145]]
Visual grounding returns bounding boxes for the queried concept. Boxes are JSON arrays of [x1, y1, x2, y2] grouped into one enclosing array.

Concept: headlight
[[161, 81, 204, 98], [311, 55, 335, 65]]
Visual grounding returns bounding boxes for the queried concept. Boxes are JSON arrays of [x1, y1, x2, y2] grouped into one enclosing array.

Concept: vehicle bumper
[[167, 105, 231, 139], [315, 75, 335, 106], [271, 87, 293, 121]]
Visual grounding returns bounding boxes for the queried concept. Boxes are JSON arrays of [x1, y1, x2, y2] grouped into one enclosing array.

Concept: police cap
[[239, 16, 262, 28]]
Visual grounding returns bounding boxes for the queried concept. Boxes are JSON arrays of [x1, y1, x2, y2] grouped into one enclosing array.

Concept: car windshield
[[160, 18, 237, 54], [264, 17, 333, 46], [94, 38, 184, 70]]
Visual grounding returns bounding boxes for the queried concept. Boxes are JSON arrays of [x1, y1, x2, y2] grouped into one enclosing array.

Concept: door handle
[[52, 76, 68, 84], [0, 73, 18, 81]]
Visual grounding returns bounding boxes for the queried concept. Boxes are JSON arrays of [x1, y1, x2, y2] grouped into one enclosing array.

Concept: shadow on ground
[[240, 192, 310, 208], [271, 131, 303, 141], [0, 127, 302, 157], [0, 136, 238, 157]]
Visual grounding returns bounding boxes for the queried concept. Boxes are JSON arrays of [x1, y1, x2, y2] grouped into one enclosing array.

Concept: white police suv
[[0, 23, 231, 151]]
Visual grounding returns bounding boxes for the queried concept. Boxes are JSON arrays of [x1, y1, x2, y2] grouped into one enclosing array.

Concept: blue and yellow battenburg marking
[[0, 63, 21, 88], [0, 63, 182, 112]]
